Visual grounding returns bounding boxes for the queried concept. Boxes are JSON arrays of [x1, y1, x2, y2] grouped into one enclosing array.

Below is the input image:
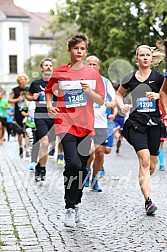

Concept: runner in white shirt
[[85, 55, 116, 191]]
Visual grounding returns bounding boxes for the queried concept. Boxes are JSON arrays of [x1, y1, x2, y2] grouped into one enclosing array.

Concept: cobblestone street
[[0, 137, 167, 251]]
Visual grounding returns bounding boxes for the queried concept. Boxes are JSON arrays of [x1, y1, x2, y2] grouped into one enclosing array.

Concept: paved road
[[0, 137, 167, 252]]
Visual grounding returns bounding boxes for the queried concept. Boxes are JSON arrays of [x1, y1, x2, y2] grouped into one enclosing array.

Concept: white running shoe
[[64, 208, 76, 228]]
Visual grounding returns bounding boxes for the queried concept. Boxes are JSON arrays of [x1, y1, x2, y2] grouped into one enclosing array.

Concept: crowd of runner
[[0, 33, 167, 228]]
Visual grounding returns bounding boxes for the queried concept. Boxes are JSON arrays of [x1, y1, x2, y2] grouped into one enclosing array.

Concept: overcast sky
[[13, 0, 61, 13]]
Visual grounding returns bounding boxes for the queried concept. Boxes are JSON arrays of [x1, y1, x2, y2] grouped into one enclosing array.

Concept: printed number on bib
[[137, 97, 156, 112], [64, 89, 87, 108]]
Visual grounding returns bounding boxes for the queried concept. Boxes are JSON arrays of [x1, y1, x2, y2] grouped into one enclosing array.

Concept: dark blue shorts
[[114, 117, 125, 130]]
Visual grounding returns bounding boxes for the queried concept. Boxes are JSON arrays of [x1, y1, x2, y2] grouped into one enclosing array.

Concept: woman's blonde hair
[[136, 44, 165, 66], [16, 73, 28, 84]]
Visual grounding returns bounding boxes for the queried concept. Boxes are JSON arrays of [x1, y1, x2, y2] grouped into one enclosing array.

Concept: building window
[[9, 28, 16, 40], [9, 55, 17, 73]]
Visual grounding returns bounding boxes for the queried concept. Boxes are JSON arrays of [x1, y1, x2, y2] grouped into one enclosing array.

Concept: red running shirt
[[45, 64, 105, 137]]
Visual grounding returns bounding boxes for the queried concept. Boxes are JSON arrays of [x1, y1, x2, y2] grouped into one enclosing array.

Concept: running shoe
[[145, 198, 157, 215], [159, 165, 165, 171], [35, 163, 41, 181], [91, 176, 102, 192], [92, 181, 102, 192], [40, 167, 46, 181], [64, 208, 76, 228]]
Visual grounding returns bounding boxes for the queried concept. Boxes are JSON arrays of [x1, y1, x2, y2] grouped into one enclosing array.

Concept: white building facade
[[0, 0, 53, 95]]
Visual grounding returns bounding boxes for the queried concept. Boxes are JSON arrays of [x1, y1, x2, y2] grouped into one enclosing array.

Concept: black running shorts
[[127, 124, 161, 156]]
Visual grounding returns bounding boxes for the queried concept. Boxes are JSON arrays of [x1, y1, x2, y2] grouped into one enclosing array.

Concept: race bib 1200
[[137, 97, 156, 112]]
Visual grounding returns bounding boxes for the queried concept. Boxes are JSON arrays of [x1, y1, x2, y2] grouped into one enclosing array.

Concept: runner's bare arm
[[45, 92, 60, 118], [116, 86, 130, 113]]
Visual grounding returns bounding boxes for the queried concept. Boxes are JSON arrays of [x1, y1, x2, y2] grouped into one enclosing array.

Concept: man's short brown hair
[[40, 58, 53, 68]]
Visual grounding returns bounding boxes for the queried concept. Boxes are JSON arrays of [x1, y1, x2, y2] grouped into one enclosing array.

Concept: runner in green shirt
[[0, 91, 10, 143]]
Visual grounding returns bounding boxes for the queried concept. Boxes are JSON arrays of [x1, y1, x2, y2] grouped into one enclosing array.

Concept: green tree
[[25, 0, 167, 80], [43, 9, 78, 66], [56, 0, 167, 74]]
